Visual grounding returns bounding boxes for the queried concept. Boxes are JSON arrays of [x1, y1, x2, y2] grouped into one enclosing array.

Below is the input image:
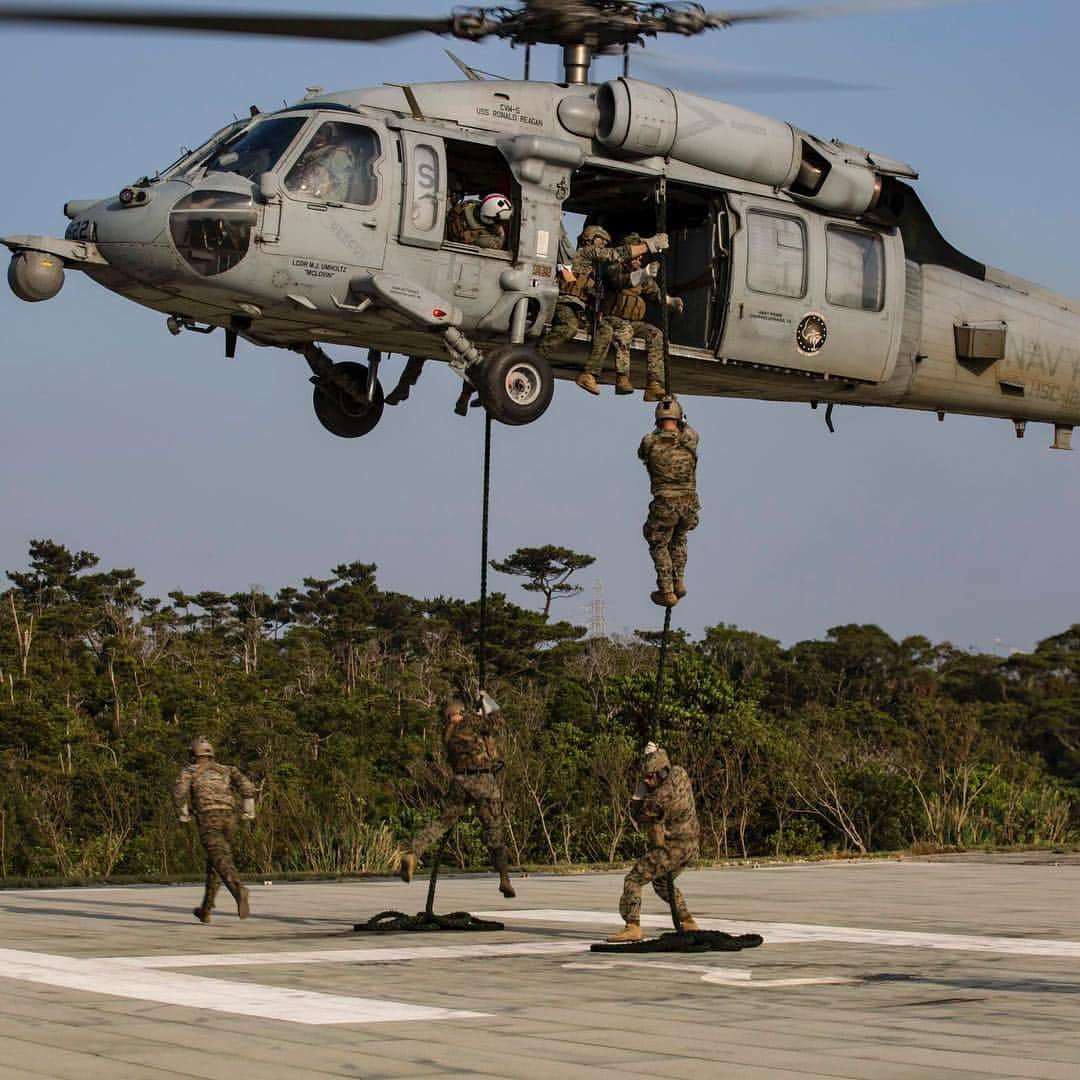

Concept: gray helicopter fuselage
[[6, 75, 1080, 438]]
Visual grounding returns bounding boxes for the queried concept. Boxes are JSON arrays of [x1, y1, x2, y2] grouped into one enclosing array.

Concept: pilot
[[639, 395, 699, 607], [541, 225, 669, 394], [287, 123, 354, 203], [399, 693, 516, 899], [597, 233, 686, 400], [607, 742, 701, 943], [173, 737, 256, 923], [446, 192, 514, 250]]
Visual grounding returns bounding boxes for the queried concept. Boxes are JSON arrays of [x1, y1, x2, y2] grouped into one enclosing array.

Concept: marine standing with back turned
[[174, 737, 256, 923], [639, 395, 700, 607], [399, 693, 516, 898], [607, 743, 701, 943], [542, 226, 669, 394], [598, 232, 685, 400]]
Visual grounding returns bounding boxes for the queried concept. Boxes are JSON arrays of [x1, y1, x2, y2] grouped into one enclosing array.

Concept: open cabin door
[[720, 192, 903, 383]]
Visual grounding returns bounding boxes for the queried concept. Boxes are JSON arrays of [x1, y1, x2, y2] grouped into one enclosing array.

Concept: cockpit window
[[205, 117, 307, 181], [284, 122, 380, 206], [159, 119, 248, 180]]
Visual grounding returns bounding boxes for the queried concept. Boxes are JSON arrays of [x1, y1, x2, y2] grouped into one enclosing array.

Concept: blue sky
[[1, 0, 1078, 652]]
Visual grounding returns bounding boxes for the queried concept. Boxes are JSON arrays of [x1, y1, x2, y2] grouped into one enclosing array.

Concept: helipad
[[1, 856, 1078, 1077]]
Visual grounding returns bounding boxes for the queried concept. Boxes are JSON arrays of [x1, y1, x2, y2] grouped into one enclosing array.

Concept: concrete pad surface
[[0, 856, 1078, 1077]]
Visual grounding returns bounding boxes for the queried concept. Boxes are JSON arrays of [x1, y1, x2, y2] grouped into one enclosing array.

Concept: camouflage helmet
[[622, 232, 644, 247], [655, 396, 684, 423], [190, 736, 214, 760], [642, 744, 671, 777], [579, 224, 611, 247], [444, 697, 467, 720]]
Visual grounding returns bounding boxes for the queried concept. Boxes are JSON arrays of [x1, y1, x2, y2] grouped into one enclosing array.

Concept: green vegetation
[[1, 539, 1076, 883]]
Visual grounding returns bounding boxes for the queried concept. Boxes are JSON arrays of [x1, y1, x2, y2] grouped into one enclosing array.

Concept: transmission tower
[[586, 580, 608, 638]]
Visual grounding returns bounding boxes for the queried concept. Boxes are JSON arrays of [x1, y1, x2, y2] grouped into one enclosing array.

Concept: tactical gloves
[[667, 296, 685, 314], [644, 233, 669, 253], [242, 798, 256, 820], [178, 805, 191, 823]]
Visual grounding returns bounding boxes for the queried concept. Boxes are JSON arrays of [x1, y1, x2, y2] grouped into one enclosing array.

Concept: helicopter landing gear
[[304, 345, 385, 439], [476, 345, 554, 427]]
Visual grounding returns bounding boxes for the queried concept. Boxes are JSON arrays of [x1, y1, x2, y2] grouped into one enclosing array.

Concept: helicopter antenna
[[445, 49, 484, 80]]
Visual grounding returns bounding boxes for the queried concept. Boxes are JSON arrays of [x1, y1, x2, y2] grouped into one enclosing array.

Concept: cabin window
[[284, 122, 381, 206], [408, 142, 441, 233], [826, 225, 885, 312], [746, 211, 807, 299]]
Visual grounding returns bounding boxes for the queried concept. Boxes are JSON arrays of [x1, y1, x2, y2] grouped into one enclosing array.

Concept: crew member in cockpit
[[286, 123, 355, 203]]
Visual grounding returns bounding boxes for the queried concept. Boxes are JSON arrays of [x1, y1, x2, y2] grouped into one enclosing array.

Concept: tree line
[[0, 538, 1076, 882]]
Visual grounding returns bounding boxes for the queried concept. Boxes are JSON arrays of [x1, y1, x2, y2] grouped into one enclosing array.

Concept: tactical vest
[[643, 433, 698, 497], [447, 201, 482, 244], [601, 287, 647, 322], [560, 259, 596, 303]]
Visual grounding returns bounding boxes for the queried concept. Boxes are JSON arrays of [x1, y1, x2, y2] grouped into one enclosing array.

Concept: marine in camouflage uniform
[[384, 356, 478, 418], [399, 694, 516, 897], [541, 226, 669, 395], [597, 233, 685, 400], [174, 737, 255, 923], [639, 396, 700, 607], [607, 744, 701, 943]]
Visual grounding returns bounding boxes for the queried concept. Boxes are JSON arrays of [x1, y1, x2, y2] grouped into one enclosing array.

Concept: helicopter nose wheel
[[312, 360, 385, 438], [477, 346, 554, 427]]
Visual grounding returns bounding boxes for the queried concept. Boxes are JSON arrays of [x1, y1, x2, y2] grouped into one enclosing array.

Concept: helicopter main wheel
[[312, 361, 385, 438], [477, 346, 554, 427]]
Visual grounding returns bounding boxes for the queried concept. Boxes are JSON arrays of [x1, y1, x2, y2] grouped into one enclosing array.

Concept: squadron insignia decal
[[797, 313, 828, 355]]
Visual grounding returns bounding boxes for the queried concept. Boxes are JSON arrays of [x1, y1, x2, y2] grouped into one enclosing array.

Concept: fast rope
[[655, 175, 673, 399], [645, 175, 676, 746], [478, 412, 493, 690], [354, 412, 502, 935], [354, 834, 504, 933]]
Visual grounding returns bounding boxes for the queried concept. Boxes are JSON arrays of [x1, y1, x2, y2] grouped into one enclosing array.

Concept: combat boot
[[651, 590, 679, 608], [576, 372, 600, 395], [399, 852, 417, 884], [453, 387, 472, 416], [192, 906, 211, 924], [236, 886, 250, 919], [606, 923, 644, 943], [384, 386, 409, 406], [673, 580, 687, 599], [615, 374, 634, 395], [643, 380, 665, 402], [678, 916, 700, 932], [492, 848, 516, 898]]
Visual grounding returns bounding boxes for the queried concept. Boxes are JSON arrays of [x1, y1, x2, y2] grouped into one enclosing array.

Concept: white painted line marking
[[114, 941, 587, 969], [0, 948, 484, 1026], [561, 959, 854, 989], [476, 909, 1080, 959]]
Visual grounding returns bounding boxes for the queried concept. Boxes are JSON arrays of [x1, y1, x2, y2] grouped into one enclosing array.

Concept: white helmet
[[479, 193, 513, 224]]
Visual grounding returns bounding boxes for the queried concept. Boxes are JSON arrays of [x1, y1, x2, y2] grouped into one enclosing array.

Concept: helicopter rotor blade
[[0, 5, 460, 44], [705, 0, 981, 29]]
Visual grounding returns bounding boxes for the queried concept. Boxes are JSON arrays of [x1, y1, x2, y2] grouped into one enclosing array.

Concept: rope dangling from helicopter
[[645, 175, 677, 745], [655, 176, 674, 400], [478, 411, 493, 691]]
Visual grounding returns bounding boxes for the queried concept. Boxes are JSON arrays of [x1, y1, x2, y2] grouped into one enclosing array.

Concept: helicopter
[[2, 1, 1079, 449]]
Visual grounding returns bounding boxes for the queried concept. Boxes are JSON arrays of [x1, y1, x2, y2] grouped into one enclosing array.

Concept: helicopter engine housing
[[8, 249, 65, 302], [595, 78, 886, 217]]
